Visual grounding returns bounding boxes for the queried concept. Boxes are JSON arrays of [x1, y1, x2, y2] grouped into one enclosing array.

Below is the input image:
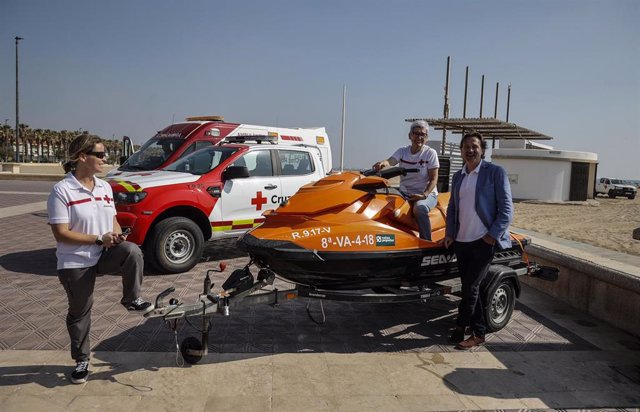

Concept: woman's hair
[[63, 134, 103, 173], [460, 131, 487, 159]]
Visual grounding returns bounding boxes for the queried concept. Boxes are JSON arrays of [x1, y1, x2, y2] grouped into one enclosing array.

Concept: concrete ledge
[[527, 244, 640, 294], [0, 162, 116, 181], [1, 163, 20, 173], [517, 229, 640, 338], [0, 172, 62, 181]]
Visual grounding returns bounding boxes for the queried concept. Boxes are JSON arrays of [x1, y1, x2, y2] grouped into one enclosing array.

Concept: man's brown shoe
[[455, 335, 485, 350]]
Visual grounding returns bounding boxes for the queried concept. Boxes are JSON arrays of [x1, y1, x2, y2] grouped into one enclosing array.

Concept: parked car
[[595, 177, 637, 199], [108, 136, 330, 273], [108, 115, 332, 178]]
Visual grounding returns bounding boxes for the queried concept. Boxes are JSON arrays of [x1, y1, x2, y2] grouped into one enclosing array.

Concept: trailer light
[[316, 136, 325, 145], [207, 185, 222, 198], [115, 191, 148, 204]]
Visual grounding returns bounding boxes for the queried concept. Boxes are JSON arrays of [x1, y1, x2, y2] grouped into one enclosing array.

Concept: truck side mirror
[[222, 165, 250, 180]]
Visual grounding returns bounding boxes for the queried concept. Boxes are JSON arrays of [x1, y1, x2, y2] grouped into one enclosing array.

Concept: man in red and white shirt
[[373, 120, 440, 240]]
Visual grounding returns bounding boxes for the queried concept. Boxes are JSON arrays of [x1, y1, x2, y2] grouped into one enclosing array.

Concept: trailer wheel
[[146, 217, 204, 273], [180, 337, 204, 365], [484, 279, 516, 332]]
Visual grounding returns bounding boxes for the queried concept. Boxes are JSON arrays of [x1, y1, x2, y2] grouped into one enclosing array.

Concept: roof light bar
[[224, 135, 278, 144]]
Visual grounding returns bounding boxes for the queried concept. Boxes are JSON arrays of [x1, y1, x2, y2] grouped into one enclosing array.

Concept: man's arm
[[372, 156, 398, 171], [425, 168, 439, 195]]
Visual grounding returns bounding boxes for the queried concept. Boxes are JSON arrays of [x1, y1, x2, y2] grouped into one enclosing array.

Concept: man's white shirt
[[456, 160, 489, 242], [391, 145, 440, 196]]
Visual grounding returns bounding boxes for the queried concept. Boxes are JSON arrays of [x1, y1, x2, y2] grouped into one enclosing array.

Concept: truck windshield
[[120, 137, 185, 171], [611, 179, 623, 184], [164, 147, 239, 175]]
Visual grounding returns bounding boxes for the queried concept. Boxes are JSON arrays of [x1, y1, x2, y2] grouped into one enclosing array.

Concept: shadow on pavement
[[0, 364, 70, 388], [0, 358, 175, 389], [0, 238, 246, 278], [440, 338, 640, 408], [93, 300, 598, 357], [0, 248, 57, 276]]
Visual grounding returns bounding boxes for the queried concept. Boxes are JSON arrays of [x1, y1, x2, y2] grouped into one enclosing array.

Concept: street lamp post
[[3, 119, 8, 162], [15, 36, 23, 163]]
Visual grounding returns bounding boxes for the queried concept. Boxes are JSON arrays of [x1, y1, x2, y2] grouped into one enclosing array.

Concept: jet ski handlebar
[[362, 166, 418, 179]]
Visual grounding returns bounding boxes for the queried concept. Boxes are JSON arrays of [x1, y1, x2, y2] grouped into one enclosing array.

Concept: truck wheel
[[484, 280, 516, 333], [628, 194, 636, 200], [147, 217, 204, 273], [608, 190, 616, 199]]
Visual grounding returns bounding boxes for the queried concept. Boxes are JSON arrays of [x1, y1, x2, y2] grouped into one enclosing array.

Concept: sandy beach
[[513, 195, 640, 257], [386, 174, 640, 257]]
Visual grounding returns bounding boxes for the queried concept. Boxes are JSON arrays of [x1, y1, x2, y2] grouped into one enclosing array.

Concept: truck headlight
[[115, 191, 148, 204]]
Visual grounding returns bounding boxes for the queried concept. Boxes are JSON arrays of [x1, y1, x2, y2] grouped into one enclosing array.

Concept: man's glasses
[[412, 132, 427, 137], [86, 151, 107, 159]]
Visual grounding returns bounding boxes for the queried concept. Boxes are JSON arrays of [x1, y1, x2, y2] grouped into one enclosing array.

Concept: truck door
[[278, 149, 318, 201], [219, 149, 282, 230]]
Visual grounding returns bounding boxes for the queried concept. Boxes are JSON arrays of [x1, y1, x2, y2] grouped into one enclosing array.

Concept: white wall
[[492, 149, 598, 201], [494, 157, 571, 200]]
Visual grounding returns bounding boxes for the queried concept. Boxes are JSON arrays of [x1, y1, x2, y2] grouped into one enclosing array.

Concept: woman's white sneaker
[[126, 297, 154, 315], [71, 360, 89, 384]]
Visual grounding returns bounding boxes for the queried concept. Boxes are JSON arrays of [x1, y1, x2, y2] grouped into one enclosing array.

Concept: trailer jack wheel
[[180, 337, 204, 365]]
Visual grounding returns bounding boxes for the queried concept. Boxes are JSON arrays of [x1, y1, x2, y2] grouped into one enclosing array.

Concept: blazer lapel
[[474, 162, 492, 229], [474, 162, 487, 205]]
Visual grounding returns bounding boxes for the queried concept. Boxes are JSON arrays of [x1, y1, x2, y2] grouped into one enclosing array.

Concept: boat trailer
[[145, 261, 558, 364]]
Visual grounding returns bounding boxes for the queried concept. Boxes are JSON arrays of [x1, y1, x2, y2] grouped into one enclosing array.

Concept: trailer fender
[[482, 264, 521, 302]]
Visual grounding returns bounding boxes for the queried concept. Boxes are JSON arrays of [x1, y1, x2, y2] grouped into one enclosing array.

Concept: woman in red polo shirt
[[47, 134, 153, 384]]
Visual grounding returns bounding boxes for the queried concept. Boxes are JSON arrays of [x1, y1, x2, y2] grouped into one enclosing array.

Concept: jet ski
[[237, 167, 532, 290]]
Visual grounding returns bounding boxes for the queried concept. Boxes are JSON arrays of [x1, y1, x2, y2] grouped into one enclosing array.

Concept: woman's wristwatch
[[95, 235, 104, 246]]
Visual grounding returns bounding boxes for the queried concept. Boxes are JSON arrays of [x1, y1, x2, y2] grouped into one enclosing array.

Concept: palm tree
[[31, 129, 43, 162], [42, 129, 56, 162], [104, 138, 118, 164], [0, 124, 13, 162], [18, 123, 30, 163], [26, 128, 38, 162]]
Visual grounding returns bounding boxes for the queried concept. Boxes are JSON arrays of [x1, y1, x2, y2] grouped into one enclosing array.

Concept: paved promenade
[[0, 179, 638, 411]]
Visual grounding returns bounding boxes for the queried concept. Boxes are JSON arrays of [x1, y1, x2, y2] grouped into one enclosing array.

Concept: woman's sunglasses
[[86, 151, 107, 159]]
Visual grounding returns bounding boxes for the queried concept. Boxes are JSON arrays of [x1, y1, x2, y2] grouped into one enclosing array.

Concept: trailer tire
[[180, 336, 204, 364], [484, 279, 516, 333], [146, 217, 204, 273]]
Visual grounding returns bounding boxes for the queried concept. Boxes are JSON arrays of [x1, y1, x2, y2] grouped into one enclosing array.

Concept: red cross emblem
[[103, 194, 112, 204], [251, 191, 268, 211]]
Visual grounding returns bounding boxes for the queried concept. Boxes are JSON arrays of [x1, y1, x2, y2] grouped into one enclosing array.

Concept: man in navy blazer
[[444, 132, 513, 349]]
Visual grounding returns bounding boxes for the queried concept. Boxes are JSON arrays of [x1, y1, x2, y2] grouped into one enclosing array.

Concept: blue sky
[[1, 0, 638, 178]]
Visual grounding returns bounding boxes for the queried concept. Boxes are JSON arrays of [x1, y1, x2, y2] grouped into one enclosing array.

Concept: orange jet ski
[[237, 167, 532, 290]]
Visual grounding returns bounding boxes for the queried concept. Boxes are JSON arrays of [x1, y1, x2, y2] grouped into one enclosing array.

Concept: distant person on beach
[[444, 132, 513, 349], [372, 120, 440, 240], [46, 134, 154, 384]]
